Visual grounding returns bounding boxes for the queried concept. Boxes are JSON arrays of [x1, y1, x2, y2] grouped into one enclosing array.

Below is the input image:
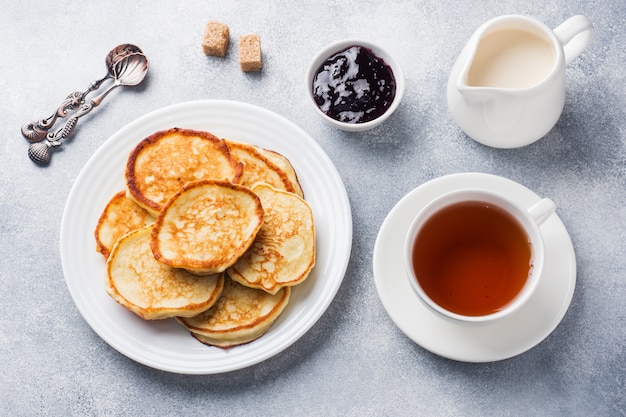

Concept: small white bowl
[[305, 39, 405, 132]]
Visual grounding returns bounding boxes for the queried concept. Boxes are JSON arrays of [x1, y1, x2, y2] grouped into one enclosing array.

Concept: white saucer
[[373, 173, 576, 362]]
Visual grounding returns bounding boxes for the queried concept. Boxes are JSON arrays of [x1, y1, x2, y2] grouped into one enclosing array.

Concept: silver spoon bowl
[[28, 51, 149, 165]]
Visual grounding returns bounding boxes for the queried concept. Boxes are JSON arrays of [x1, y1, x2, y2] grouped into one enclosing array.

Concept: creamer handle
[[554, 15, 594, 65]]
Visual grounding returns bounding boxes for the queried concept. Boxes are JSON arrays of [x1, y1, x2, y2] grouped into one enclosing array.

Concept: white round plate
[[373, 172, 576, 362], [60, 100, 352, 374]]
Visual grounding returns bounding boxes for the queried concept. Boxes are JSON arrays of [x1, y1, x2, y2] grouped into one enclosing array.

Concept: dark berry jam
[[312, 45, 397, 124]]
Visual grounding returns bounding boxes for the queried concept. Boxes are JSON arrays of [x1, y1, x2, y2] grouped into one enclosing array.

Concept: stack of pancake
[[94, 127, 315, 348]]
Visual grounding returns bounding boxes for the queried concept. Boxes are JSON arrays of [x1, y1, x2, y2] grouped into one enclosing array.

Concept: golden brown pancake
[[228, 183, 315, 294], [176, 272, 290, 348], [125, 128, 243, 216], [226, 140, 298, 195], [106, 225, 224, 320], [94, 190, 154, 259], [255, 147, 304, 198], [151, 179, 264, 275]]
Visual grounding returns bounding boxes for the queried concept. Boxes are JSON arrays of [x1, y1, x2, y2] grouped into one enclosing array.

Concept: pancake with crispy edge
[[176, 271, 290, 348], [227, 183, 315, 294], [94, 190, 155, 259], [125, 128, 243, 216], [255, 147, 304, 198], [225, 140, 299, 196], [106, 225, 224, 320], [151, 179, 264, 275]]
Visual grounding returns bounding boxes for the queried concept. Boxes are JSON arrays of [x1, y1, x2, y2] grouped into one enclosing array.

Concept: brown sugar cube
[[202, 21, 229, 57], [238, 34, 262, 72]]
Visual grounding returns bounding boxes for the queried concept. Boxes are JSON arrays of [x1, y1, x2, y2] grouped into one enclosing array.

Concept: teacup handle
[[553, 15, 594, 65], [528, 198, 556, 226]]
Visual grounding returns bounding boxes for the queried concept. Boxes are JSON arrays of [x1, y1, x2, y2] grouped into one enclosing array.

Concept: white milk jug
[[447, 15, 594, 148]]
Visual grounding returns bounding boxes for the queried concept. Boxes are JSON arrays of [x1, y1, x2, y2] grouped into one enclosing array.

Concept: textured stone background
[[1, 1, 624, 416]]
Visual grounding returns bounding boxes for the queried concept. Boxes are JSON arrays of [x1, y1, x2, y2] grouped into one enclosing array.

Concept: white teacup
[[404, 189, 556, 324]]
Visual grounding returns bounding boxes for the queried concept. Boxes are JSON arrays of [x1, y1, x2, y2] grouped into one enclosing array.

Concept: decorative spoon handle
[[20, 75, 110, 143], [46, 83, 121, 144], [27, 88, 115, 166]]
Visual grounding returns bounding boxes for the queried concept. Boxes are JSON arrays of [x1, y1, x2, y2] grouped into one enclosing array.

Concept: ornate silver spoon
[[21, 44, 144, 143], [28, 51, 149, 165]]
